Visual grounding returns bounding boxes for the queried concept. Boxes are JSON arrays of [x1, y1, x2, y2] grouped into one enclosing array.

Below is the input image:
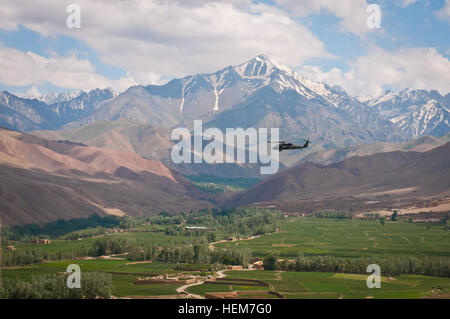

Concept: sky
[[0, 0, 449, 98]]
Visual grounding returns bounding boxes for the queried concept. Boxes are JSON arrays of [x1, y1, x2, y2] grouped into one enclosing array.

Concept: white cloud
[[436, 0, 450, 22], [401, 0, 418, 7], [300, 47, 450, 96], [0, 45, 136, 92], [24, 85, 41, 98], [275, 0, 374, 37], [0, 0, 331, 88]]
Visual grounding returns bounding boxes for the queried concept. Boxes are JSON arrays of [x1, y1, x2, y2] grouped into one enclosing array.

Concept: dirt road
[[176, 269, 227, 299]]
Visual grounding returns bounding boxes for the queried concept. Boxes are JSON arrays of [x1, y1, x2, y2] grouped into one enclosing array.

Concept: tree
[[263, 255, 277, 270], [391, 210, 398, 221], [380, 217, 386, 226], [207, 232, 216, 243]]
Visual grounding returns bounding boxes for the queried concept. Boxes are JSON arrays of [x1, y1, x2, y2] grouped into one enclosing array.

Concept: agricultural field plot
[[216, 218, 450, 258], [223, 271, 450, 299], [185, 175, 261, 193], [187, 283, 269, 296], [2, 259, 195, 279], [111, 275, 181, 297], [8, 230, 201, 255], [2, 260, 194, 298]]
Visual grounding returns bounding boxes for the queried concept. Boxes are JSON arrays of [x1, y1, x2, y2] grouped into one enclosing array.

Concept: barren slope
[[0, 128, 214, 225]]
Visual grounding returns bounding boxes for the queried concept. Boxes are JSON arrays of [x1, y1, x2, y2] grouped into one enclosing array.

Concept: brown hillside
[[0, 128, 213, 225], [232, 143, 450, 206]]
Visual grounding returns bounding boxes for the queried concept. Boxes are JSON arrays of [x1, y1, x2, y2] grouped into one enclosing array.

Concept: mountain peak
[[253, 54, 276, 64], [233, 54, 294, 79]]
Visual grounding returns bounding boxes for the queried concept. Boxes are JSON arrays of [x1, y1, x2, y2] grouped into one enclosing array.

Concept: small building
[[32, 239, 51, 244], [251, 260, 264, 270], [226, 265, 243, 270], [5, 245, 16, 250], [185, 226, 208, 231]]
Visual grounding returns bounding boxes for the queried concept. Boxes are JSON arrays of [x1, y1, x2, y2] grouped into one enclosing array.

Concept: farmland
[[216, 217, 450, 258], [2, 260, 192, 297], [195, 270, 450, 299], [1, 212, 450, 299]]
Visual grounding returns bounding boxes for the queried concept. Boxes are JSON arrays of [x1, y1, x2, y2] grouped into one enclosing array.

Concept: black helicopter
[[273, 138, 311, 152]]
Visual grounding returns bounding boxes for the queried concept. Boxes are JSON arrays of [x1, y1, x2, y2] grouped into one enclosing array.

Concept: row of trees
[[2, 235, 252, 267], [314, 211, 353, 219], [61, 226, 109, 240], [127, 242, 251, 266], [0, 272, 112, 299], [125, 208, 283, 238], [2, 214, 121, 242], [264, 253, 450, 277]]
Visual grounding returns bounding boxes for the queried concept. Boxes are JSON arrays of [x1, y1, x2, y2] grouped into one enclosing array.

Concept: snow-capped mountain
[[0, 88, 115, 131], [38, 90, 84, 105], [366, 89, 450, 138], [1, 55, 448, 167]]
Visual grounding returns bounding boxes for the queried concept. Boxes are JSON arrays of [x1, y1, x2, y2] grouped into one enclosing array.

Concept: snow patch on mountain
[[367, 89, 449, 138]]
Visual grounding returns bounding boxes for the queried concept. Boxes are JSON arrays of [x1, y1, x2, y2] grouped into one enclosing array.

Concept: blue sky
[[0, 0, 448, 97]]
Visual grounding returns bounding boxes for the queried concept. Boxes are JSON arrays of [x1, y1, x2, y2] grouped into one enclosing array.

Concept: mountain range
[[366, 89, 449, 139], [2, 55, 449, 171], [0, 55, 449, 224]]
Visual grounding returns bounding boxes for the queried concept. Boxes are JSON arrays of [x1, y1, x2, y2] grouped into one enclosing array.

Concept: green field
[[4, 259, 449, 299], [2, 260, 188, 297], [187, 283, 268, 295], [217, 218, 450, 258], [185, 175, 261, 193], [2, 215, 449, 299], [213, 270, 450, 299], [8, 230, 202, 255]]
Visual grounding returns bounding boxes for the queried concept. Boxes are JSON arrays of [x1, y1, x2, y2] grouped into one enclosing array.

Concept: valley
[[2, 213, 449, 299], [0, 55, 449, 300]]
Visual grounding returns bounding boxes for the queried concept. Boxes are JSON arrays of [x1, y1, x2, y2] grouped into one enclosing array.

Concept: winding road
[[176, 269, 226, 299]]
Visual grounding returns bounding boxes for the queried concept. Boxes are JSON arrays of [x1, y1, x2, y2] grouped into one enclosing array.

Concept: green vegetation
[[185, 175, 261, 193], [392, 210, 399, 222], [220, 270, 450, 299], [0, 272, 112, 299], [1, 260, 186, 298], [2, 208, 281, 267], [187, 283, 268, 295], [277, 253, 450, 277], [217, 218, 450, 258], [314, 211, 353, 219], [263, 255, 277, 270], [2, 214, 121, 242], [1, 212, 449, 299]]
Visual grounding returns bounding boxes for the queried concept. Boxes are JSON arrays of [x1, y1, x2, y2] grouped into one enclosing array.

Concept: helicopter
[[273, 138, 311, 152]]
